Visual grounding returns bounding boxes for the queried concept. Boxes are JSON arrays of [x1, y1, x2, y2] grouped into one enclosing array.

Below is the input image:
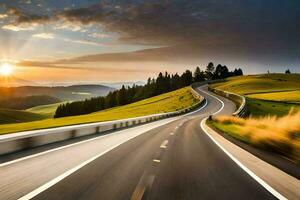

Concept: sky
[[0, 0, 299, 83]]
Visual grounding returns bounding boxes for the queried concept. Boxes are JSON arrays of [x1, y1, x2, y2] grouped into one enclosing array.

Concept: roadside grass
[[0, 108, 47, 124], [247, 98, 300, 117], [27, 102, 67, 118], [210, 74, 300, 117], [209, 74, 300, 162], [208, 111, 300, 163], [0, 87, 198, 135]]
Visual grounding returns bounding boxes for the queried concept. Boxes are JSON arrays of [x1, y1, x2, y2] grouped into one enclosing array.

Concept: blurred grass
[[0, 87, 198, 135], [209, 111, 300, 163]]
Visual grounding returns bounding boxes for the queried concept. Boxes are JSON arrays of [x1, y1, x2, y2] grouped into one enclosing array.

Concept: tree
[[117, 85, 127, 105], [181, 70, 193, 86], [194, 67, 205, 82], [205, 62, 215, 80], [285, 69, 291, 74], [171, 73, 181, 89]]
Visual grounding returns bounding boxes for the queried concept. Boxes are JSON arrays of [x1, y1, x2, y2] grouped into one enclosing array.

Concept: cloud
[[89, 33, 109, 39], [0, 14, 7, 19], [32, 33, 55, 39], [63, 38, 103, 46], [2, 24, 35, 31], [2, 1, 300, 67], [7, 8, 51, 25], [54, 22, 86, 32]]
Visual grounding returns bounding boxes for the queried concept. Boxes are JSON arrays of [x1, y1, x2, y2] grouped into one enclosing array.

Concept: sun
[[0, 63, 14, 76]]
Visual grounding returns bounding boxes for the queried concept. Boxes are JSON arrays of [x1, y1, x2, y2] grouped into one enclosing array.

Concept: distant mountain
[[102, 81, 145, 89], [0, 84, 115, 101]]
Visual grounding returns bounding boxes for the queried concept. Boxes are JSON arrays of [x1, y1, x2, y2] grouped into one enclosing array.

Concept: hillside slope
[[0, 87, 198, 134], [0, 108, 46, 124], [210, 74, 300, 116], [0, 95, 61, 110], [27, 102, 66, 118]]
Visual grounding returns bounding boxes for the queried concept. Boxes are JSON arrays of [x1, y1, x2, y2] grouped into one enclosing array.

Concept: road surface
[[0, 86, 276, 200]]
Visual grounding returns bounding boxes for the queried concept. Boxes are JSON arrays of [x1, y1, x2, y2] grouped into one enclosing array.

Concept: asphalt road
[[0, 86, 276, 200]]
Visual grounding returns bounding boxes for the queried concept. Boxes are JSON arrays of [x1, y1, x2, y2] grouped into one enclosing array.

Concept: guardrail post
[[70, 130, 76, 138], [96, 126, 100, 133]]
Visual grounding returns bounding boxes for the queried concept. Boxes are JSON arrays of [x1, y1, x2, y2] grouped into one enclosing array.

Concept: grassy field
[[211, 74, 300, 95], [210, 74, 300, 116], [27, 102, 66, 118], [0, 108, 46, 124], [0, 87, 198, 134], [209, 112, 300, 162]]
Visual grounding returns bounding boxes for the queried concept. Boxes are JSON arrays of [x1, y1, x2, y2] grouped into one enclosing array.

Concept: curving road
[[0, 85, 276, 200]]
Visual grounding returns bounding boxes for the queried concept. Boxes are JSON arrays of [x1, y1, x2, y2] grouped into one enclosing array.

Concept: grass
[[211, 74, 300, 95], [247, 98, 300, 117], [210, 74, 300, 117], [0, 87, 198, 135], [209, 111, 300, 162], [27, 102, 67, 118], [0, 108, 46, 124], [247, 90, 300, 103]]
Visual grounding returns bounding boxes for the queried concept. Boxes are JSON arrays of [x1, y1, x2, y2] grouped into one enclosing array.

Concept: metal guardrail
[[0, 85, 204, 155], [208, 87, 247, 118]]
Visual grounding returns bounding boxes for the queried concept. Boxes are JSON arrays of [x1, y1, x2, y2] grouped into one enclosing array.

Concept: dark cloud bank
[[5, 0, 300, 72]]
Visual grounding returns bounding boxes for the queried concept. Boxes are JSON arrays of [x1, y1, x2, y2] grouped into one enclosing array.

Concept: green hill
[[27, 102, 66, 118], [0, 108, 46, 124], [210, 74, 300, 116], [0, 87, 198, 134]]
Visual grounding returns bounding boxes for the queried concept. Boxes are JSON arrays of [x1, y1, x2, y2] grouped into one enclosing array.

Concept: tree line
[[54, 63, 243, 118]]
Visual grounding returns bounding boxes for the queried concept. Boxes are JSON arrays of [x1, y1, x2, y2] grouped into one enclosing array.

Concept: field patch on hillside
[[27, 102, 66, 118]]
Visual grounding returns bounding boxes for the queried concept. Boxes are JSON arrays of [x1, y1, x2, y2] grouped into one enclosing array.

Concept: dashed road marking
[[160, 140, 169, 149]]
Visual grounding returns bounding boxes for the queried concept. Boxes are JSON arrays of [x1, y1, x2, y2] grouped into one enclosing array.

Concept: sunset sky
[[0, 0, 299, 83]]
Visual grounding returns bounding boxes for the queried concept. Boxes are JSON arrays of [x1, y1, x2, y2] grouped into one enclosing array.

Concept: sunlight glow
[[0, 63, 14, 76]]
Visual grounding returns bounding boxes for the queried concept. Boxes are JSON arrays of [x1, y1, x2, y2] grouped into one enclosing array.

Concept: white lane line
[[200, 90, 286, 200], [199, 89, 224, 115], [160, 140, 169, 149], [2, 91, 208, 168]]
